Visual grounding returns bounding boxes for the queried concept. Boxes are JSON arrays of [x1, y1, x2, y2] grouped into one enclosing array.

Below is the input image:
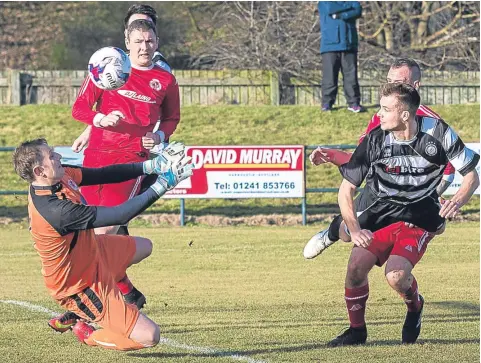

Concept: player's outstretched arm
[[92, 152, 193, 227], [54, 152, 194, 234], [78, 142, 188, 187], [310, 147, 353, 167], [439, 169, 479, 218]]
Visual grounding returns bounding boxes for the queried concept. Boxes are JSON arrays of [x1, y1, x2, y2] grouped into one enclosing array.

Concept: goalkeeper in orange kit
[[13, 139, 193, 350]]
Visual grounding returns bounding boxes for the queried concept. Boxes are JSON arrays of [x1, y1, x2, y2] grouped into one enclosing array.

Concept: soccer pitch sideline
[[0, 223, 478, 363]]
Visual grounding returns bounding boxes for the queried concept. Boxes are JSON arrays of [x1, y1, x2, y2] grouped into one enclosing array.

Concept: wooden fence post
[[7, 69, 21, 106], [269, 70, 280, 106]]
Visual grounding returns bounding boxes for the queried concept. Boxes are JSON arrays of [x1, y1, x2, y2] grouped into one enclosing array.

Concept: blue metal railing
[[0, 144, 357, 225]]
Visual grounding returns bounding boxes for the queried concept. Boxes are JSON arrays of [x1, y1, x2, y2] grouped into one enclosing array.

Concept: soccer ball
[[88, 47, 131, 90]]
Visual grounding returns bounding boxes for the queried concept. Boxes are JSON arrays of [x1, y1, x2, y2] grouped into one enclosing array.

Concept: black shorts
[[353, 188, 445, 233]]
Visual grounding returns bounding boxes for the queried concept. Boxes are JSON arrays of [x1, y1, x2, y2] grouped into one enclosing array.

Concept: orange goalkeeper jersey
[[28, 167, 99, 300]]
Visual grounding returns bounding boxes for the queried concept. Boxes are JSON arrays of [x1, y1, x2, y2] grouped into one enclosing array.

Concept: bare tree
[[358, 1, 480, 70], [0, 1, 478, 72], [190, 2, 321, 78], [191, 1, 479, 73]]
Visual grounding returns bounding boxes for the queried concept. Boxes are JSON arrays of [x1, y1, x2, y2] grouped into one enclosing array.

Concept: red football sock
[[399, 277, 422, 312], [345, 284, 369, 328], [117, 275, 134, 295]]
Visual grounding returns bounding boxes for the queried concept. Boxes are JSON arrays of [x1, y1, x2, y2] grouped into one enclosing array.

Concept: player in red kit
[[71, 4, 173, 155], [72, 19, 180, 235]]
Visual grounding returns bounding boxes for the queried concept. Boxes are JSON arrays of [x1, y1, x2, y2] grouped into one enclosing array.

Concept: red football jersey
[[359, 104, 454, 179], [72, 64, 180, 154]]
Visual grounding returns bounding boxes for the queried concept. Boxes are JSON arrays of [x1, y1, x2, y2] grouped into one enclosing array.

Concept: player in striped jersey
[[303, 58, 459, 346], [309, 58, 455, 196], [310, 83, 479, 347]]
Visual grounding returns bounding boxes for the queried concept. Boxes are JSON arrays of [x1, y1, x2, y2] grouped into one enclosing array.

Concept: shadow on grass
[[145, 300, 479, 336], [143, 298, 480, 338], [128, 337, 480, 359], [429, 300, 480, 312], [159, 312, 480, 335]]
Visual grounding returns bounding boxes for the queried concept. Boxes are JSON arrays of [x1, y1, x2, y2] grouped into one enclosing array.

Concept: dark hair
[[12, 138, 48, 183], [390, 58, 422, 82], [379, 83, 421, 116], [124, 4, 157, 28], [127, 19, 157, 39]]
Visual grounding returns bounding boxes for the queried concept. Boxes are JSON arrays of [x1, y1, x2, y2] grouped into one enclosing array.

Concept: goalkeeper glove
[[143, 141, 186, 174], [150, 153, 194, 196]]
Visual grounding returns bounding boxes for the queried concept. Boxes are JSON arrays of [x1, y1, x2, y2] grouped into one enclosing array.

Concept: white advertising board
[[164, 145, 305, 199]]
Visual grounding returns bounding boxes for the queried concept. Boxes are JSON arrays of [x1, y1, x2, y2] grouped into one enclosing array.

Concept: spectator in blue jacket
[[318, 1, 363, 112]]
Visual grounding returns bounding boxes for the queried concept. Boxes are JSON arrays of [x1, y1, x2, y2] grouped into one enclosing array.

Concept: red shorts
[[81, 150, 147, 207], [366, 222, 435, 267]]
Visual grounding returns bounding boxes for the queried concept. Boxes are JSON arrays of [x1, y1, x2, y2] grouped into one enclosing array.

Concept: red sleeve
[[158, 76, 180, 141], [444, 162, 455, 175], [72, 76, 104, 126], [359, 113, 380, 144]]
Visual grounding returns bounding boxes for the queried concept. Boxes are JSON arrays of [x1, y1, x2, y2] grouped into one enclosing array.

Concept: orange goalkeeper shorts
[[58, 234, 139, 337]]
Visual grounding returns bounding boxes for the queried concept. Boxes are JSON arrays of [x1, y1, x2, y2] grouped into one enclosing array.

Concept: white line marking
[[0, 300, 58, 316], [158, 337, 267, 363], [0, 252, 37, 256], [0, 300, 267, 363]]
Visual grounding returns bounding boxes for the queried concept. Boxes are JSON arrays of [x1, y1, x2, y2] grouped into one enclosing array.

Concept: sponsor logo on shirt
[[384, 165, 426, 175], [117, 90, 156, 103]]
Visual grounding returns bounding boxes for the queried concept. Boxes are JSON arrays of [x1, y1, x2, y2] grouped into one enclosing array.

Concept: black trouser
[[321, 50, 360, 107], [328, 188, 445, 241]]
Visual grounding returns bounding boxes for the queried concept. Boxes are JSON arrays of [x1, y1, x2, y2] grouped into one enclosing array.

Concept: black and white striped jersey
[[340, 115, 480, 204]]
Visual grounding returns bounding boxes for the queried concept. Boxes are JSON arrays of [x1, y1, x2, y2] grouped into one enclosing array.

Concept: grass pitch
[[0, 223, 478, 362]]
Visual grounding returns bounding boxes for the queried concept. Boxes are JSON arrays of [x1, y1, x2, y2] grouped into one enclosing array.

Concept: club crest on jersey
[[425, 142, 437, 156], [149, 79, 162, 91], [382, 147, 392, 158], [67, 179, 79, 191]]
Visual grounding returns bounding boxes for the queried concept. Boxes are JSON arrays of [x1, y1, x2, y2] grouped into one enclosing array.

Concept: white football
[[88, 47, 131, 90]]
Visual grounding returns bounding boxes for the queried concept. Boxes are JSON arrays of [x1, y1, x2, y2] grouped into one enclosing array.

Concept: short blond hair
[[12, 138, 48, 183]]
